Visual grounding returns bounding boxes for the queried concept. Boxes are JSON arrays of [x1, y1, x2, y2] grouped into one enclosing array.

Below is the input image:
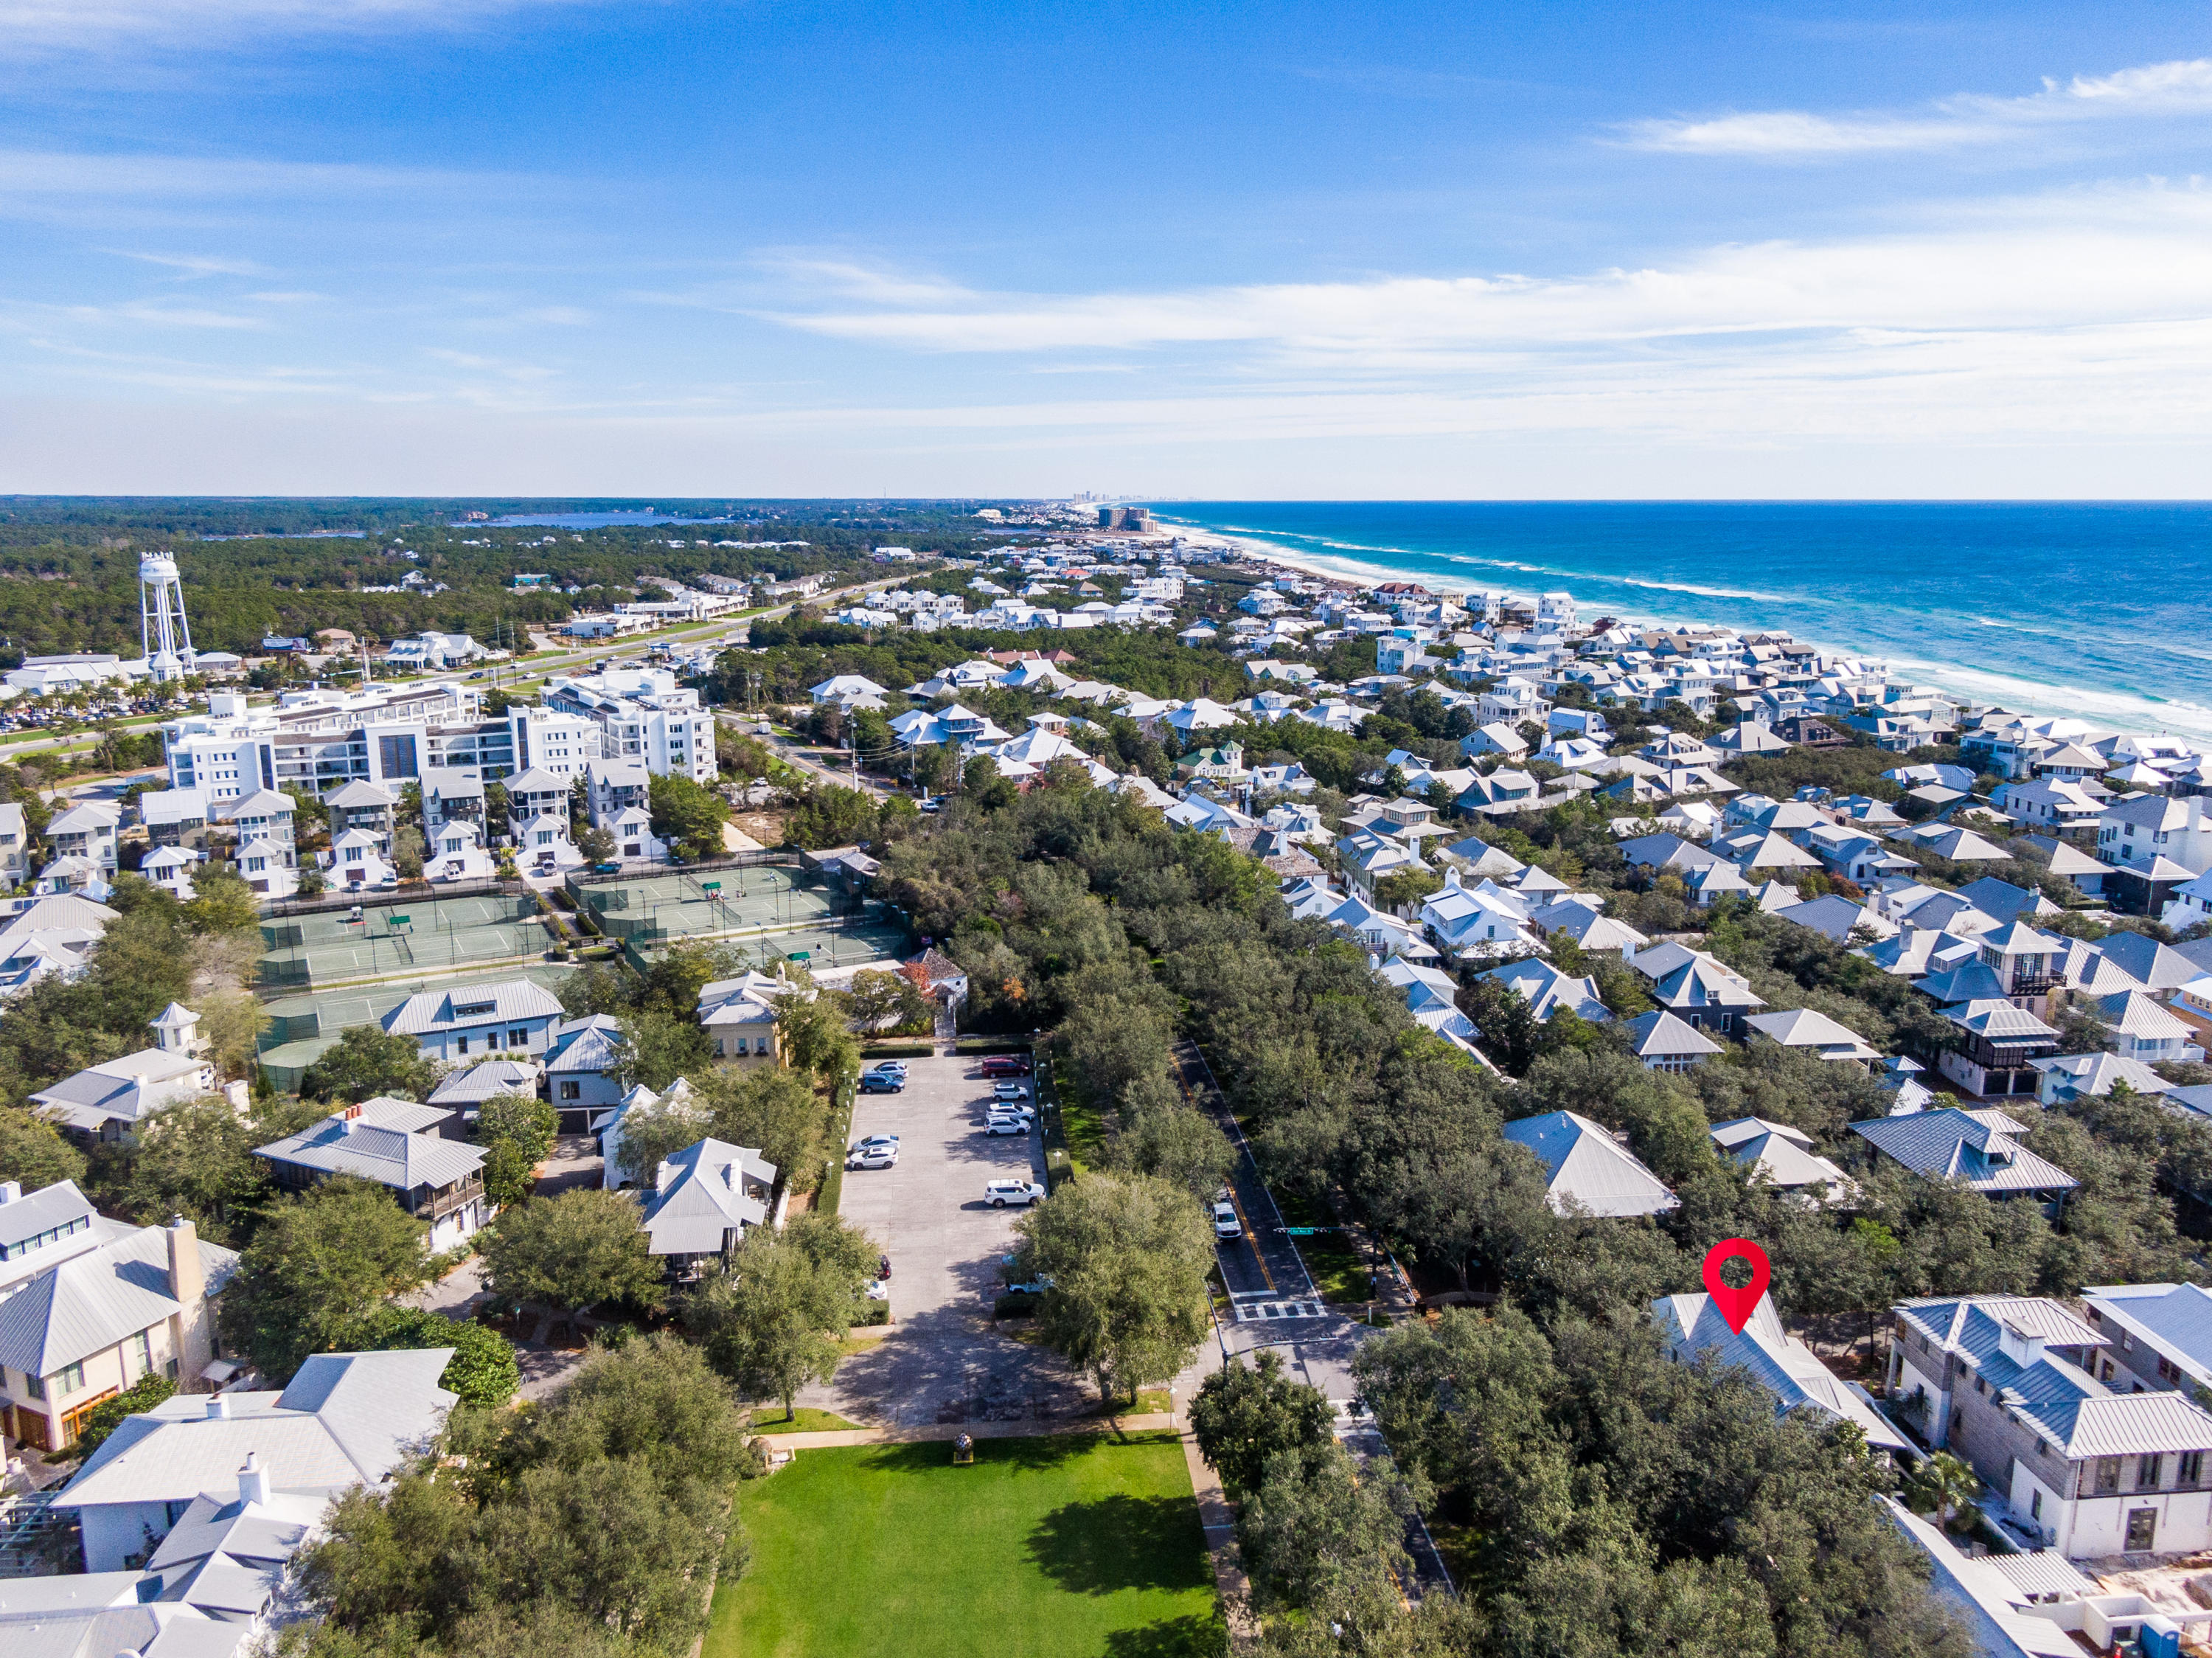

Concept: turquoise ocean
[[1152, 503, 2212, 743]]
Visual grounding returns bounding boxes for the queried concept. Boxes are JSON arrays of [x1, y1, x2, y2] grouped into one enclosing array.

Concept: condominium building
[[159, 687, 602, 799], [542, 666, 717, 787]]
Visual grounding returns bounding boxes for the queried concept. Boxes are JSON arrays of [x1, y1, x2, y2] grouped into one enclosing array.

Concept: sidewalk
[[762, 1412, 1175, 1449]]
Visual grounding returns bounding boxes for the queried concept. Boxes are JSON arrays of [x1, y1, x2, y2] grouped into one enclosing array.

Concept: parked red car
[[978, 1053, 1032, 1078]]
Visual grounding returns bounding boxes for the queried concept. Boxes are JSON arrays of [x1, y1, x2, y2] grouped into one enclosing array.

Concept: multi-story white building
[[46, 800, 121, 877], [160, 687, 602, 800], [161, 684, 476, 801], [543, 666, 717, 787]]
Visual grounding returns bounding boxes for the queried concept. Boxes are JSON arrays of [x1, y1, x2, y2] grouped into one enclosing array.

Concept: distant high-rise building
[[138, 552, 196, 684]]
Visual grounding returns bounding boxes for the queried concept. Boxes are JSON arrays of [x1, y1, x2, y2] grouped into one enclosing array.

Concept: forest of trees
[[859, 764, 2129, 1655], [0, 498, 1012, 662]]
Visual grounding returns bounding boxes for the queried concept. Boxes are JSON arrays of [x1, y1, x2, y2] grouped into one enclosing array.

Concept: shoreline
[[1156, 513, 2212, 744]]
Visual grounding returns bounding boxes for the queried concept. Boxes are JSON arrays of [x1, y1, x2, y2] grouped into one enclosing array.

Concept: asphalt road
[[1172, 1039, 1317, 1307]]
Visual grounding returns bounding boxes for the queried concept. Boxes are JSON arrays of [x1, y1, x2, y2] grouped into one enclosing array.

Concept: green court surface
[[255, 962, 579, 1092], [706, 1434, 1220, 1658], [259, 893, 549, 988], [718, 918, 909, 970], [571, 865, 838, 943]]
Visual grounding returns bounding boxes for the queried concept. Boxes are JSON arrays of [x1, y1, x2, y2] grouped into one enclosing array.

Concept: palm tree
[[1910, 1451, 1982, 1532]]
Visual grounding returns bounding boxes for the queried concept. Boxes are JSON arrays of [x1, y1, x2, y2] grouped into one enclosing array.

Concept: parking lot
[[838, 1052, 1046, 1320], [813, 1050, 1093, 1426]]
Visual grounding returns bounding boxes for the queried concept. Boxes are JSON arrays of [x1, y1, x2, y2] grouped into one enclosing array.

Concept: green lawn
[[708, 1432, 1222, 1658], [745, 1408, 863, 1434]]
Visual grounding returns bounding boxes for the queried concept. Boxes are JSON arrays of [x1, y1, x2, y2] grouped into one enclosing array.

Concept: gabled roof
[[1474, 957, 1611, 1022], [254, 1099, 482, 1193], [1742, 1007, 1882, 1061], [1896, 1295, 2212, 1459], [383, 979, 565, 1035], [1772, 894, 1877, 944], [58, 1348, 456, 1511], [425, 1058, 543, 1104], [1851, 1109, 2076, 1194], [0, 1199, 239, 1378], [29, 1045, 210, 1129], [324, 780, 397, 808], [2096, 930, 2207, 993], [1501, 1110, 1677, 1217], [2081, 1283, 2212, 1388], [640, 1138, 776, 1256], [1654, 1292, 1906, 1452], [1917, 960, 2014, 1006], [2096, 988, 2192, 1040], [546, 1013, 627, 1073], [1708, 1117, 1860, 1201], [1647, 954, 1767, 1013], [1620, 1009, 1723, 1060], [2031, 1050, 2171, 1100]]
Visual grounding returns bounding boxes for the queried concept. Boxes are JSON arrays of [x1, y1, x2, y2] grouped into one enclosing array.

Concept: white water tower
[[139, 551, 197, 683]]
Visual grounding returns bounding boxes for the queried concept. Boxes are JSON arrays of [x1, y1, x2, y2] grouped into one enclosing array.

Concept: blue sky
[[4, 1, 2211, 496]]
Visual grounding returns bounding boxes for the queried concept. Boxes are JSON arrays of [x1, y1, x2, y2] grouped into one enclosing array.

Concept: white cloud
[[1624, 55, 2212, 156], [111, 250, 273, 277], [0, 148, 501, 199], [0, 0, 597, 52], [760, 185, 2212, 358]]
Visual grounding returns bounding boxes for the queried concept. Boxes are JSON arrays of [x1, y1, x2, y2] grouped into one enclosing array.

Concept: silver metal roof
[[383, 979, 565, 1035]]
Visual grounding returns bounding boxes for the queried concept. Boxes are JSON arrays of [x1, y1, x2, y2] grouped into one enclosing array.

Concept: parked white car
[[984, 1179, 1046, 1208], [983, 1116, 1029, 1137], [847, 1145, 899, 1170]]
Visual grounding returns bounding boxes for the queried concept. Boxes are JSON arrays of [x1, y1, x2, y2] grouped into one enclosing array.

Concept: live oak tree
[[218, 1176, 439, 1381], [1105, 1072, 1235, 1198], [478, 1190, 666, 1318], [678, 1216, 876, 1419], [0, 1107, 86, 1190], [110, 1092, 319, 1244], [772, 985, 860, 1084], [1012, 1170, 1214, 1405], [688, 1064, 824, 1192], [476, 1092, 557, 1208], [298, 1024, 441, 1105], [1189, 1349, 1334, 1496], [1239, 1440, 1427, 1635], [279, 1338, 754, 1657], [344, 1304, 522, 1408]]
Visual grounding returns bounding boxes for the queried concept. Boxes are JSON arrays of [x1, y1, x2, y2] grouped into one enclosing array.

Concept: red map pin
[[1700, 1238, 1772, 1334]]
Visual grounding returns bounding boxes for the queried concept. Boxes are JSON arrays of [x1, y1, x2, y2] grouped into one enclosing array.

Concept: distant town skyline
[[3, 1, 2211, 496]]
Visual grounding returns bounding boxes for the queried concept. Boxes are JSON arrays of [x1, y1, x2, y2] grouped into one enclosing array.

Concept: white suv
[[984, 1179, 1046, 1208]]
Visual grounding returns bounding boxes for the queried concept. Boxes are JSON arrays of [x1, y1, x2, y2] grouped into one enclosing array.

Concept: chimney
[[206, 1393, 231, 1420], [237, 1451, 271, 1506], [167, 1215, 204, 1308], [1997, 1321, 2046, 1370], [0, 1179, 19, 1205]]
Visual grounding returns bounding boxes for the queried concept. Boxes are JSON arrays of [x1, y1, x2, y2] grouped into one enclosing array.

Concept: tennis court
[[571, 867, 841, 945], [664, 914, 912, 974], [260, 894, 551, 988], [256, 963, 580, 1092]]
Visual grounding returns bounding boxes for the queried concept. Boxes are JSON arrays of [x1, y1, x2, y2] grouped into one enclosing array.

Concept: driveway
[[804, 1052, 1095, 1426]]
